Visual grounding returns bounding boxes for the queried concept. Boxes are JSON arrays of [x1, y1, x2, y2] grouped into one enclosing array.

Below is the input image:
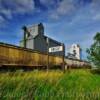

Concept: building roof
[[20, 34, 63, 46], [44, 35, 62, 45], [20, 23, 63, 46]]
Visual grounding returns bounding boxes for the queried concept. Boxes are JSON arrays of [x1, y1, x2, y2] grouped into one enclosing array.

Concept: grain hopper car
[[0, 42, 63, 70]]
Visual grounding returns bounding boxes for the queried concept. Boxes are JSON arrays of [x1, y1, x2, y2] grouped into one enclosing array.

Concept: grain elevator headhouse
[[20, 23, 65, 56], [69, 44, 82, 60]]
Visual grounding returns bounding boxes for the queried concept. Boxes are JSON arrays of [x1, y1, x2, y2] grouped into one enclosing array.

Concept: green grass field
[[0, 69, 100, 100]]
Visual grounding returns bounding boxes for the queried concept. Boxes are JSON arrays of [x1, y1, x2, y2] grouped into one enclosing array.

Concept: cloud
[[39, 0, 77, 20], [40, 0, 60, 8], [93, 13, 100, 20], [0, 0, 35, 20], [46, 0, 100, 21], [40, 0, 55, 5], [65, 0, 100, 26], [50, 0, 76, 19], [89, 0, 100, 21], [56, 0, 75, 15], [91, 0, 100, 7], [0, 15, 5, 23]]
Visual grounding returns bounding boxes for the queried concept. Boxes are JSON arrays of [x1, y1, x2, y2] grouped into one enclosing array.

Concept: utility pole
[[62, 43, 65, 73], [46, 38, 49, 71], [22, 26, 27, 48]]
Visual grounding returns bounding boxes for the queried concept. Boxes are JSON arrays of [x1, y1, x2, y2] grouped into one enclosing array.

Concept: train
[[0, 42, 91, 71], [0, 42, 64, 70], [65, 58, 91, 69]]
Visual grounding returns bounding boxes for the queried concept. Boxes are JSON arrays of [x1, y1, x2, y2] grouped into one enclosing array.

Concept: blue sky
[[0, 0, 100, 59]]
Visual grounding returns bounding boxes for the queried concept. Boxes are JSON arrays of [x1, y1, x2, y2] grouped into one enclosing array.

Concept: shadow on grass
[[91, 69, 100, 75]]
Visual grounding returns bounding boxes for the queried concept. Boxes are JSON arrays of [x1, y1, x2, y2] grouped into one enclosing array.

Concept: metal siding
[[34, 35, 47, 53], [34, 35, 64, 56], [49, 39, 63, 56], [0, 43, 63, 67], [28, 25, 39, 38], [26, 39, 34, 49]]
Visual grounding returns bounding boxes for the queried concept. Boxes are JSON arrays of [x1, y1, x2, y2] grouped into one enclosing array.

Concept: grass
[[0, 69, 100, 100]]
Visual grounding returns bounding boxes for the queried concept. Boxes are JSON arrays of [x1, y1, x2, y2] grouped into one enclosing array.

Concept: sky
[[0, 0, 100, 60]]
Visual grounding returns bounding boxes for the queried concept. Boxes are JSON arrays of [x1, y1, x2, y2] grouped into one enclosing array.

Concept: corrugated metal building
[[20, 23, 65, 56]]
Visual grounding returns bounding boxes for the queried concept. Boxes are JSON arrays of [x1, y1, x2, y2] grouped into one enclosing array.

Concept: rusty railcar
[[65, 58, 91, 69], [0, 43, 63, 70]]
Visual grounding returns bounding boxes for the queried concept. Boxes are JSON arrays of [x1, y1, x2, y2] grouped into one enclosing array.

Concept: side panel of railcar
[[0, 44, 63, 69]]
